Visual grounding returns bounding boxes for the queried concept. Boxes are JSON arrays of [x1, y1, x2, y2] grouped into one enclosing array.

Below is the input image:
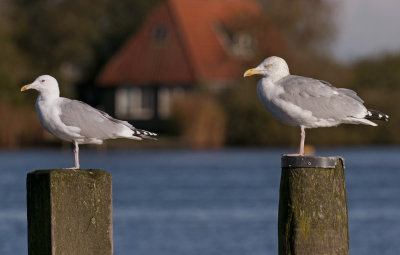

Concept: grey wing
[[278, 75, 366, 119], [336, 88, 364, 103], [58, 98, 132, 139], [316, 80, 363, 103]]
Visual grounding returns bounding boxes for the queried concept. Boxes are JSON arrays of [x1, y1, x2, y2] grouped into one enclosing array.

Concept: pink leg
[[299, 126, 305, 155], [283, 126, 305, 156], [73, 142, 80, 169], [63, 142, 80, 169]]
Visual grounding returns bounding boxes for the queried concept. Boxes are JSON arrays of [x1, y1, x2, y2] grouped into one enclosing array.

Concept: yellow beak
[[20, 84, 32, 92], [243, 68, 261, 77]]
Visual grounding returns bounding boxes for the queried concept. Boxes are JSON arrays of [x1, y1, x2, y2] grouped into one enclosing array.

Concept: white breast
[[35, 97, 82, 142], [256, 78, 322, 127]]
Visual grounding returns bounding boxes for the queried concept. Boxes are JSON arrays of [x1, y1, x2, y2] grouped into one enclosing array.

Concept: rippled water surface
[[1, 147, 400, 254]]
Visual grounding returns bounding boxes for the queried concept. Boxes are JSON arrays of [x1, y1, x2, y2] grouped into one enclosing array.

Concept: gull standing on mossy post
[[21, 75, 157, 169], [244, 56, 389, 155]]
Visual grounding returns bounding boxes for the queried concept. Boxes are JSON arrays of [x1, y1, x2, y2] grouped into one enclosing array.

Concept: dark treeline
[[0, 0, 398, 148], [1, 0, 160, 103], [0, 0, 160, 147]]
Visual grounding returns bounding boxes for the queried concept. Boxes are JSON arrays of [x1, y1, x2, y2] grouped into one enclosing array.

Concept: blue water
[[1, 147, 400, 254]]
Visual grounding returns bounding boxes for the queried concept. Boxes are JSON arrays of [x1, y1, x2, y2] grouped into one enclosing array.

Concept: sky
[[331, 0, 400, 63]]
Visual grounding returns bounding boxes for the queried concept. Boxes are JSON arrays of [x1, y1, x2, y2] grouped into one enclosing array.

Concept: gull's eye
[[41, 79, 46, 82]]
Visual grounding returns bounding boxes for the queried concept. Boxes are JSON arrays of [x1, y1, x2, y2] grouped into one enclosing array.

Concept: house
[[96, 0, 282, 131]]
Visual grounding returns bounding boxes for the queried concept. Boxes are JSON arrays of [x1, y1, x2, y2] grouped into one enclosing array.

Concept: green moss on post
[[278, 156, 349, 255], [27, 169, 113, 255]]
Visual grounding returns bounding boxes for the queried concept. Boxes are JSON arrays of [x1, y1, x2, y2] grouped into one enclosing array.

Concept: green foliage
[[352, 54, 400, 88], [221, 80, 298, 146], [1, 0, 160, 99], [258, 0, 337, 55], [0, 0, 398, 148], [0, 2, 31, 104], [221, 0, 397, 147], [221, 57, 398, 147], [0, 0, 160, 147]]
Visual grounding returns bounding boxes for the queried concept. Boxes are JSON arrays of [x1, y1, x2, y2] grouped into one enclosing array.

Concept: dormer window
[[231, 32, 255, 58], [152, 25, 167, 42], [214, 21, 255, 59]]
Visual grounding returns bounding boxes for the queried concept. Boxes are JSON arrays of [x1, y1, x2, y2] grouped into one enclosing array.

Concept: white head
[[21, 75, 60, 98], [244, 56, 290, 81]]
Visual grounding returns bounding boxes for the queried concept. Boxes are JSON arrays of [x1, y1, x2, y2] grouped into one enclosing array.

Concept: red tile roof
[[98, 0, 282, 86]]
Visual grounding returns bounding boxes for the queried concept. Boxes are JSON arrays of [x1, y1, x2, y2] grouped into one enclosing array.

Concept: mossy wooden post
[[27, 169, 113, 255], [278, 156, 349, 255]]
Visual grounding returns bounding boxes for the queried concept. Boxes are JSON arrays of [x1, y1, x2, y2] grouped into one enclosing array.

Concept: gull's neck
[[268, 67, 290, 83], [37, 91, 60, 103], [266, 73, 289, 83]]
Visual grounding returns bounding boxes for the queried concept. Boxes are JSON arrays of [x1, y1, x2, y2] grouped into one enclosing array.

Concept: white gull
[[244, 56, 389, 155], [21, 75, 157, 169]]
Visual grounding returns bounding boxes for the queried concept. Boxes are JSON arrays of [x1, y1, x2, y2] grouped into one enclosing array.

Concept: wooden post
[[27, 169, 113, 255], [278, 156, 349, 255]]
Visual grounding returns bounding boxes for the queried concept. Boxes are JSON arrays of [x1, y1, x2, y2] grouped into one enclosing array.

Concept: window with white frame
[[158, 88, 171, 119], [158, 87, 185, 119], [115, 87, 155, 120]]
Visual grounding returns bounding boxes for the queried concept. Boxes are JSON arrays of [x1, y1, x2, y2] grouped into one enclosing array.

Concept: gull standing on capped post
[[21, 75, 157, 169], [244, 56, 389, 155]]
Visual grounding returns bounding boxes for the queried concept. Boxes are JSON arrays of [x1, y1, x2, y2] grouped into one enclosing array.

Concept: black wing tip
[[365, 109, 389, 122], [132, 129, 158, 140]]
